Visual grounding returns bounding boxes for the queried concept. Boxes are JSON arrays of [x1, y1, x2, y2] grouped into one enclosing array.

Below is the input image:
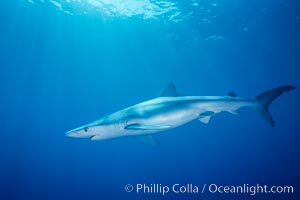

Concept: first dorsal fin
[[227, 91, 238, 97], [159, 83, 181, 97]]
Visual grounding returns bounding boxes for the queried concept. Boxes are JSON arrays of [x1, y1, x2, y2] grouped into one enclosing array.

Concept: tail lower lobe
[[253, 85, 295, 126]]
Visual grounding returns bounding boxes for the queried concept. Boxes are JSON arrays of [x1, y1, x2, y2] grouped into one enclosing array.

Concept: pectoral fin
[[125, 124, 170, 130], [137, 135, 159, 145], [198, 111, 214, 123], [198, 116, 211, 123]]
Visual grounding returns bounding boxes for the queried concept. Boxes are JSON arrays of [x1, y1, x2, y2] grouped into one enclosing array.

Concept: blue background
[[0, 0, 299, 199]]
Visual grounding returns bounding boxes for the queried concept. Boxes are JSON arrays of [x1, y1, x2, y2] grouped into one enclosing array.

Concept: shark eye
[[84, 127, 88, 132]]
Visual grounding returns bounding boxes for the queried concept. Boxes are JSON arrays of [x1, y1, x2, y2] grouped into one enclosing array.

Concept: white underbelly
[[139, 109, 199, 128]]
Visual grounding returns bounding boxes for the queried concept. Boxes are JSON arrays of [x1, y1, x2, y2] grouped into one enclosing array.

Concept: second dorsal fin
[[159, 83, 181, 97], [227, 91, 238, 97]]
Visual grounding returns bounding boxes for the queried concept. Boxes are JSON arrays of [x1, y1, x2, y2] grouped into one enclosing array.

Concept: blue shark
[[66, 83, 295, 145]]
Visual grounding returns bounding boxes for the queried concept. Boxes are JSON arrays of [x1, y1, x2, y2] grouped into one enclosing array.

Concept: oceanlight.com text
[[124, 183, 294, 196]]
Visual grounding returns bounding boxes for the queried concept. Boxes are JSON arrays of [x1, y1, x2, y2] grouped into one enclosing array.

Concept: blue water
[[0, 0, 299, 200]]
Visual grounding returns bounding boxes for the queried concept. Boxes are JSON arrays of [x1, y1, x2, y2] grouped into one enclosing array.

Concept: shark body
[[66, 83, 295, 145]]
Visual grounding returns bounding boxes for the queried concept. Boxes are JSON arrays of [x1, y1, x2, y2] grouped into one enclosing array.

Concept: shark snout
[[65, 129, 83, 138], [65, 126, 94, 138], [65, 130, 77, 137], [65, 126, 83, 137]]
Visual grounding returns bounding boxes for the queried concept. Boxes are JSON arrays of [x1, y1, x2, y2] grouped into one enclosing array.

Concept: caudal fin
[[254, 85, 295, 127]]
